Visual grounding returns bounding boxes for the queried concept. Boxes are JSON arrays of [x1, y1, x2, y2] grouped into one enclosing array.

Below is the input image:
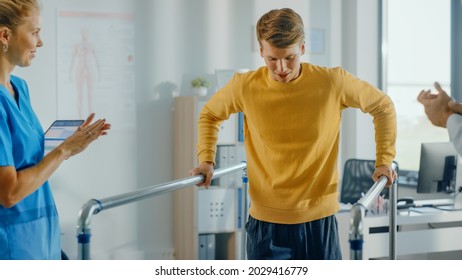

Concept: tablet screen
[[44, 120, 84, 155]]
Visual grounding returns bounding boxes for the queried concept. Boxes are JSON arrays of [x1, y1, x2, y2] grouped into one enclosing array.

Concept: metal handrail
[[349, 162, 398, 260], [76, 162, 247, 260], [241, 167, 249, 260]]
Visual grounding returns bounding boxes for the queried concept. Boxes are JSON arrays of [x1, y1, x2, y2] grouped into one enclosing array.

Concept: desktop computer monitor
[[417, 142, 459, 194]]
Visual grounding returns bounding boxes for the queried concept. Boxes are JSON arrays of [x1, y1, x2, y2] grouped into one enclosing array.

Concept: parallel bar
[[349, 162, 398, 260], [349, 176, 387, 260], [356, 176, 388, 209], [389, 162, 398, 260], [77, 162, 247, 260], [99, 162, 246, 211], [240, 168, 248, 260], [349, 204, 366, 260], [389, 177, 398, 259]]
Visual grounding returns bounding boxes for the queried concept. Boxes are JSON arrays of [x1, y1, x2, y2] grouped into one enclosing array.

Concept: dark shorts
[[245, 215, 342, 260]]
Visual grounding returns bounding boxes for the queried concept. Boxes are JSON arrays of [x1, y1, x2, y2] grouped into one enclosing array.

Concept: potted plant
[[191, 76, 211, 97]]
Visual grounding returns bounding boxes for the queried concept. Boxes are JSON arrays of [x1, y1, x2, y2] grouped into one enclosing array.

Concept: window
[[381, 0, 451, 170]]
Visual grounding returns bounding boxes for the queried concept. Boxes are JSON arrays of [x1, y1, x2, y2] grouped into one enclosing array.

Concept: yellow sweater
[[197, 63, 396, 224]]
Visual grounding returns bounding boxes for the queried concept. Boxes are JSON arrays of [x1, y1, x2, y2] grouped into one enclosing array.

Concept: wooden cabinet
[[173, 96, 246, 260]]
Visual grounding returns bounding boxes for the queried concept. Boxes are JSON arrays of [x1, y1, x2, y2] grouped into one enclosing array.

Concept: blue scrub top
[[0, 75, 61, 260]]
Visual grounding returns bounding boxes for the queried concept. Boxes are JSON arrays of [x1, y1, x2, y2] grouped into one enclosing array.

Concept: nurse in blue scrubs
[[0, 0, 111, 259]]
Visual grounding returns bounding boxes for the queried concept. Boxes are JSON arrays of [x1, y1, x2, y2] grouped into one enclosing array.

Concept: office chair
[[340, 159, 398, 205]]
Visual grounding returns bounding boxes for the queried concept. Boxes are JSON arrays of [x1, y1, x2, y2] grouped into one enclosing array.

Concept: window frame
[[452, 0, 462, 101]]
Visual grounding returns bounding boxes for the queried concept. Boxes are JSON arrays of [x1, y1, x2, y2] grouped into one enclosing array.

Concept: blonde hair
[[0, 0, 40, 31], [256, 8, 305, 48]]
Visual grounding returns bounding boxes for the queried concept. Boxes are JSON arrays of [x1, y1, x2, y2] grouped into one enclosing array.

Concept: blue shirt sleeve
[[0, 98, 14, 166]]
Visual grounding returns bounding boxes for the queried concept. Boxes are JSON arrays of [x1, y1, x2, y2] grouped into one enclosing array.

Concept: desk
[[336, 207, 462, 259]]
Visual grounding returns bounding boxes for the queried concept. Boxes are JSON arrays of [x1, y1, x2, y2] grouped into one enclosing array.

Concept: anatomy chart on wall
[[57, 10, 135, 129]]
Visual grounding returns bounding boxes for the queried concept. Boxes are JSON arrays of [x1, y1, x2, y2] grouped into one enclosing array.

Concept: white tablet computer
[[44, 120, 84, 155]]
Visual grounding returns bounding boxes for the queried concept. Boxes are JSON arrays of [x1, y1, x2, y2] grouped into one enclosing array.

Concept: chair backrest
[[340, 159, 397, 204]]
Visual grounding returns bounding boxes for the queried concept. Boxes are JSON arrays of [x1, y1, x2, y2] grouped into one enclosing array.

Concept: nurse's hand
[[58, 113, 111, 159], [0, 114, 110, 208]]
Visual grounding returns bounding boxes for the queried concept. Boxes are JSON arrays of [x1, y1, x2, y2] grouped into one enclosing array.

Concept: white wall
[[339, 0, 380, 171], [12, 0, 379, 259]]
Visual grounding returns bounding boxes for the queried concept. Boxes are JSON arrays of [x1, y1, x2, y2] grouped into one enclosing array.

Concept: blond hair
[[0, 0, 40, 31], [256, 8, 305, 48]]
